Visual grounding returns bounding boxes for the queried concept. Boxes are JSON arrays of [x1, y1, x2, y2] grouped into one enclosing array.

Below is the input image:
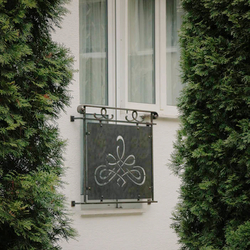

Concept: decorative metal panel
[[86, 123, 153, 200]]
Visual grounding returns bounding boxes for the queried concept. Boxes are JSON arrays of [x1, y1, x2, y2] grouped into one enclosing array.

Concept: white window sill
[[157, 112, 180, 120], [80, 208, 145, 217]]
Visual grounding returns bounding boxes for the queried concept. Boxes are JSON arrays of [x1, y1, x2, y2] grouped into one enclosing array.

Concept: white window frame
[[107, 0, 116, 108], [116, 0, 180, 117], [115, 0, 160, 113], [80, 0, 181, 118], [159, 0, 180, 117]]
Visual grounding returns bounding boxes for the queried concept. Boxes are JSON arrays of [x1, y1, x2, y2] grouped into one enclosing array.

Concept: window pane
[[166, 0, 183, 106], [79, 0, 108, 105], [128, 0, 155, 104]]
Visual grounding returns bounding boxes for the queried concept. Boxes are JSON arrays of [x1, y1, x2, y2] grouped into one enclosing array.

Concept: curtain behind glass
[[128, 0, 155, 104], [80, 0, 108, 105], [166, 0, 183, 106]]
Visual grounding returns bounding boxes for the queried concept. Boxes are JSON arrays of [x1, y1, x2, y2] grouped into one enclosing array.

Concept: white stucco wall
[[52, 1, 181, 249]]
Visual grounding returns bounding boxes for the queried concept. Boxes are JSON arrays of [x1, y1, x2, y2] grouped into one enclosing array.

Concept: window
[[79, 0, 183, 116], [166, 0, 183, 106], [79, 0, 108, 105], [128, 0, 155, 104]]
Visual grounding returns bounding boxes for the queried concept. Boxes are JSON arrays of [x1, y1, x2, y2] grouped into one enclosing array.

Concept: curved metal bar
[[101, 107, 107, 116], [93, 107, 114, 121], [132, 110, 138, 120], [93, 113, 114, 121], [151, 112, 158, 119], [125, 110, 145, 123]]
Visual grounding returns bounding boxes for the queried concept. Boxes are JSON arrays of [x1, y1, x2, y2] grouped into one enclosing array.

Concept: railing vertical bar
[[83, 106, 87, 203]]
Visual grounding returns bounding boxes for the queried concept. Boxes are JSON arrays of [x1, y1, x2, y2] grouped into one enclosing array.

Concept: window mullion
[[115, 0, 127, 109], [107, 0, 116, 107], [159, 0, 167, 112]]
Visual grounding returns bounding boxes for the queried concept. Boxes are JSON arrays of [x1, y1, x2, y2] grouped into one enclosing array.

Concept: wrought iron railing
[[70, 105, 158, 206]]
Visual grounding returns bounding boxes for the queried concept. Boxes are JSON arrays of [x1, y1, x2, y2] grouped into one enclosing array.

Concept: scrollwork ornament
[[94, 135, 146, 187], [125, 110, 145, 123], [93, 107, 114, 121]]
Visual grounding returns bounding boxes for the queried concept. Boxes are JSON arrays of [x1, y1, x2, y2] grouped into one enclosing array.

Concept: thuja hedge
[[0, 1, 76, 249], [170, 0, 250, 249]]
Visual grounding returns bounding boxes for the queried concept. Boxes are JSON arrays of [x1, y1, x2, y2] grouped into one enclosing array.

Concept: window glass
[[166, 0, 183, 106], [128, 0, 155, 104], [79, 0, 108, 105]]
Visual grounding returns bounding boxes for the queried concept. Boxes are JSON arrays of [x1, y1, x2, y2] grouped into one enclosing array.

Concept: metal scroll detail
[[71, 104, 158, 203], [125, 110, 144, 123], [93, 107, 114, 121], [94, 135, 146, 187]]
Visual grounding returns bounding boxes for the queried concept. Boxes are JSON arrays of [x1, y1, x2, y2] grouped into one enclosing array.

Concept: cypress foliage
[[170, 0, 250, 249], [0, 1, 76, 249]]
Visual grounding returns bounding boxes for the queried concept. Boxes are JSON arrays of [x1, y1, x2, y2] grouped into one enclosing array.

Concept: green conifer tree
[[0, 0, 76, 249], [170, 0, 250, 249]]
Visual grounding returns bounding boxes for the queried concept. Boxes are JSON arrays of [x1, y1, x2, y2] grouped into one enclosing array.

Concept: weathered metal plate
[[86, 123, 153, 200]]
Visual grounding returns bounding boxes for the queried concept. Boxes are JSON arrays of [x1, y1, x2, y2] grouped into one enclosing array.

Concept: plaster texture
[[52, 1, 181, 249]]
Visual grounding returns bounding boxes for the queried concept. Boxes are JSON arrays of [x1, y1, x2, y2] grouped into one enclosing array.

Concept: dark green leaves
[[170, 0, 250, 249], [0, 1, 76, 249]]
